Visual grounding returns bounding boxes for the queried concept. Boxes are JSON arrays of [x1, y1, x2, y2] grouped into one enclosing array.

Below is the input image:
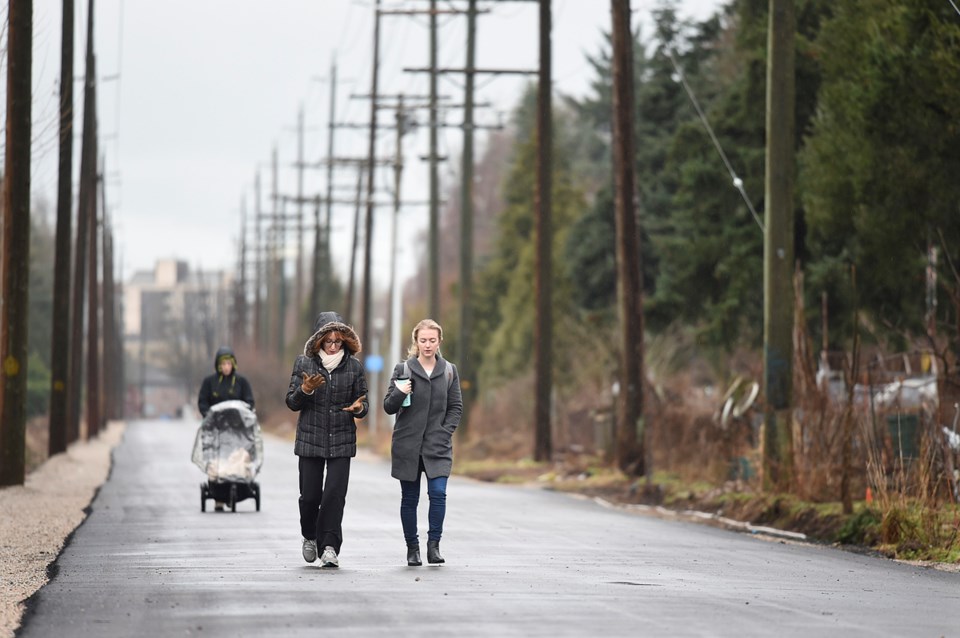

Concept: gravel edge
[[0, 421, 125, 638]]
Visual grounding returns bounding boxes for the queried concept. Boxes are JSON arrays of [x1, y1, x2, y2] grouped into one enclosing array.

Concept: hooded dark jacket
[[285, 312, 369, 458], [198, 346, 255, 417]]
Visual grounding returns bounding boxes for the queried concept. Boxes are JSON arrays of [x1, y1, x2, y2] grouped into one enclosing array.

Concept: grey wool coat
[[384, 355, 463, 481], [286, 315, 369, 458]]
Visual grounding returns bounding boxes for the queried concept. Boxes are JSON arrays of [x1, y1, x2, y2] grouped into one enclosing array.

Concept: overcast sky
[[27, 0, 724, 288]]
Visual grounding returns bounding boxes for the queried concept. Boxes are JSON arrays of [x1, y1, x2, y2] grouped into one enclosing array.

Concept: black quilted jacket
[[285, 317, 369, 458]]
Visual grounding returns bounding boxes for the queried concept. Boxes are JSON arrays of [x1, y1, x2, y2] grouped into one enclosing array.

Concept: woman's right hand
[[394, 378, 412, 395], [301, 372, 325, 394]]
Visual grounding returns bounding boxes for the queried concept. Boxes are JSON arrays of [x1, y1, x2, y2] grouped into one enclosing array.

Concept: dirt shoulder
[[0, 422, 125, 638]]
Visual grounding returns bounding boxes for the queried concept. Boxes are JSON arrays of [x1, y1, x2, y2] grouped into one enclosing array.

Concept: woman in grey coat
[[286, 311, 368, 568], [384, 318, 463, 566]]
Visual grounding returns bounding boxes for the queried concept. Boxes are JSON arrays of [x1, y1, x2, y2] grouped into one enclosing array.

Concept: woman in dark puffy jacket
[[286, 311, 368, 569]]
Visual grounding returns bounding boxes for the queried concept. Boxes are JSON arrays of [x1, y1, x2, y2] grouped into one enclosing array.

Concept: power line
[[666, 49, 764, 234]]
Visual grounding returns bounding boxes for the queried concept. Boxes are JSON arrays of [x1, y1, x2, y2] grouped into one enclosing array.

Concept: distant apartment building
[[124, 259, 235, 418]]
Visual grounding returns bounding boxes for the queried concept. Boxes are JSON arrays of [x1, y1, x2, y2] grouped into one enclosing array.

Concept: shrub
[[836, 506, 881, 545]]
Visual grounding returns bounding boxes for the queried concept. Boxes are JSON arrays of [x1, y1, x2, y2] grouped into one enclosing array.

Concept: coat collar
[[408, 355, 445, 380]]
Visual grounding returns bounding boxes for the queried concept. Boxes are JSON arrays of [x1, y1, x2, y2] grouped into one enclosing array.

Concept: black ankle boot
[[406, 544, 422, 566], [427, 540, 445, 564]]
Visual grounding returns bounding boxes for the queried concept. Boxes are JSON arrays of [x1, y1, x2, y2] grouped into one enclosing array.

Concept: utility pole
[[383, 3, 476, 329], [533, 0, 553, 463], [253, 170, 264, 352], [0, 0, 33, 487], [296, 154, 389, 326], [362, 0, 383, 351], [458, 0, 478, 433], [314, 56, 338, 322], [346, 167, 364, 321], [234, 196, 249, 347], [349, 93, 441, 358], [309, 194, 324, 322], [763, 0, 796, 489], [354, 0, 449, 359], [403, 0, 532, 433], [68, 0, 97, 442], [389, 96, 410, 372], [428, 0, 441, 319], [49, 0, 76, 456], [295, 106, 305, 337], [101, 201, 119, 422], [270, 146, 286, 359], [87, 155, 102, 439], [610, 0, 646, 474]]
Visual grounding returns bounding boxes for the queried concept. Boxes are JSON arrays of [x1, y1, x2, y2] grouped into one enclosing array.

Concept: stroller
[[191, 400, 263, 512]]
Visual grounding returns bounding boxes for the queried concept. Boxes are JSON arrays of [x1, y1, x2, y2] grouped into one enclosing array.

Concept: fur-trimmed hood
[[303, 319, 362, 358]]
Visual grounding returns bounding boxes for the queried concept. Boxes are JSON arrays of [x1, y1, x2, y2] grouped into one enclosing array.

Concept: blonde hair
[[407, 318, 443, 358]]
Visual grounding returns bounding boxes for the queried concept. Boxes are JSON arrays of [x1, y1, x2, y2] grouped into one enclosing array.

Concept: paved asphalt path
[[17, 418, 960, 637]]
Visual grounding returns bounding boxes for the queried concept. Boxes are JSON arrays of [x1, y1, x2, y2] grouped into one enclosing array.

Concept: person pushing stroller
[[197, 346, 256, 511]]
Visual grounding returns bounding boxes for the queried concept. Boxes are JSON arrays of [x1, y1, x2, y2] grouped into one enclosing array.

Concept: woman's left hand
[[342, 395, 366, 414]]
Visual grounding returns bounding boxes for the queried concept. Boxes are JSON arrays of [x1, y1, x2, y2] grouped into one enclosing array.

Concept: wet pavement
[[17, 418, 960, 637]]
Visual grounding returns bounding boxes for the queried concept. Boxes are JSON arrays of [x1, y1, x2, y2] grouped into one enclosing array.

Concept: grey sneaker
[[320, 546, 339, 568], [302, 538, 318, 563]]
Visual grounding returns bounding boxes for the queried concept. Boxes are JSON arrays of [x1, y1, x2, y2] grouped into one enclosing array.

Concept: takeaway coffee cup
[[396, 376, 412, 407]]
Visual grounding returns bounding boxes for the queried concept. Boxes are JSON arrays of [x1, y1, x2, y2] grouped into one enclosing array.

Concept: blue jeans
[[399, 460, 448, 545]]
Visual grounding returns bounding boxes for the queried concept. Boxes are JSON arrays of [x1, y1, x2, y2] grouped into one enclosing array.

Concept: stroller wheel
[[230, 484, 238, 512], [200, 484, 207, 512], [254, 483, 261, 512]]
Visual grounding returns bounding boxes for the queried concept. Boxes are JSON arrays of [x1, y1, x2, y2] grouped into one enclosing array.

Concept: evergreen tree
[[800, 0, 960, 346], [472, 87, 585, 388], [568, 2, 711, 321], [648, 0, 826, 348]]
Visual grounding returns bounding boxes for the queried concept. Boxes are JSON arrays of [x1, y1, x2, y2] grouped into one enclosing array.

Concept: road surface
[[18, 418, 960, 637]]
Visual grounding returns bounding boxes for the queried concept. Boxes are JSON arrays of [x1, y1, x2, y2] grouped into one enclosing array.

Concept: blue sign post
[[365, 354, 383, 374]]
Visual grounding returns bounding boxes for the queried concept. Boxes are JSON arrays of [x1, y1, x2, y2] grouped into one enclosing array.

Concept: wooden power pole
[[68, 0, 97, 443], [427, 0, 441, 319], [458, 0, 478, 433], [87, 157, 102, 439], [253, 171, 264, 352], [295, 106, 306, 338], [610, 0, 646, 474], [361, 0, 383, 351], [314, 56, 338, 323], [0, 0, 33, 486], [101, 204, 119, 421], [762, 0, 796, 488], [533, 0, 553, 462], [49, 0, 76, 455]]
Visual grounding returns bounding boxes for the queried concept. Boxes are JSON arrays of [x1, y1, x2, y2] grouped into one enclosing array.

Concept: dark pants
[[298, 456, 351, 553], [399, 457, 448, 545]]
